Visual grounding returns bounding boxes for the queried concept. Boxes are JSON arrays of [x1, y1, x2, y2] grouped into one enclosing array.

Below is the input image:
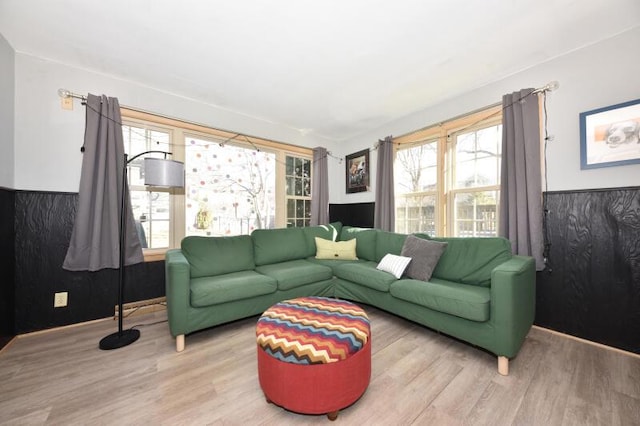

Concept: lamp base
[[99, 328, 140, 350]]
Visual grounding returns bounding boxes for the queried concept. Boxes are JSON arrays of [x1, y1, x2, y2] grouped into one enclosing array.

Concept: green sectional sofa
[[165, 223, 535, 375]]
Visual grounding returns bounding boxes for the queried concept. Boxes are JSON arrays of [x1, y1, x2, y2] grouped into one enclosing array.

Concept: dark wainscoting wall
[[536, 186, 640, 354], [0, 188, 16, 349], [329, 202, 375, 228], [13, 190, 165, 334]]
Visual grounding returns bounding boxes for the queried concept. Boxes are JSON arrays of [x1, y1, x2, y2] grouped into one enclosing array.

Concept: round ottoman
[[256, 296, 371, 421]]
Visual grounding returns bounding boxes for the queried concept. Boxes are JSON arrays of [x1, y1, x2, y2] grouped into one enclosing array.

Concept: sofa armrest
[[490, 255, 536, 358], [165, 249, 191, 337]]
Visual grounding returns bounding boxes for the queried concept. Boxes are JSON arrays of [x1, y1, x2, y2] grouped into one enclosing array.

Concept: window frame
[[393, 104, 502, 237], [120, 108, 312, 259]]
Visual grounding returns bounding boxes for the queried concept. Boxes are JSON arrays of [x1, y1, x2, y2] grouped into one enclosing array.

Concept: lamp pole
[[99, 150, 178, 350]]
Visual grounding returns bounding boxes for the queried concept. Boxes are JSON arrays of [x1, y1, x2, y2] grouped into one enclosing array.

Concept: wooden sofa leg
[[498, 356, 509, 376], [176, 335, 185, 352]]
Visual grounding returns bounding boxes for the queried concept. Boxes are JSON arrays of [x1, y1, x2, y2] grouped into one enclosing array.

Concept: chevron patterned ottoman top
[[256, 296, 370, 364]]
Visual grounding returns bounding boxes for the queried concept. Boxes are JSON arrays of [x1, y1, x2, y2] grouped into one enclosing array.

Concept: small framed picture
[[345, 149, 370, 193], [580, 98, 640, 169]]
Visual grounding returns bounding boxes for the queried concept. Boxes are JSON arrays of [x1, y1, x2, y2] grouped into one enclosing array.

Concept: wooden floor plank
[[1, 307, 638, 425]]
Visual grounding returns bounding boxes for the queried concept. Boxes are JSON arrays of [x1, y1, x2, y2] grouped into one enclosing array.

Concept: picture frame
[[580, 98, 640, 169], [345, 149, 370, 193]]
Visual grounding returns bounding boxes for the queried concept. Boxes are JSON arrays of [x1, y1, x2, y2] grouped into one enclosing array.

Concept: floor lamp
[[99, 151, 184, 350]]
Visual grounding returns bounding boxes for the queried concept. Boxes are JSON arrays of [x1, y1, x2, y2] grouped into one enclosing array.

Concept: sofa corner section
[[489, 255, 536, 358]]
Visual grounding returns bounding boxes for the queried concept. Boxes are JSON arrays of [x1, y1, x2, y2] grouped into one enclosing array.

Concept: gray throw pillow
[[400, 235, 448, 281]]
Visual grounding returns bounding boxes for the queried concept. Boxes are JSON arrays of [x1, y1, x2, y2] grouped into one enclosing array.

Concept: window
[[285, 155, 312, 227], [393, 105, 502, 237], [122, 123, 176, 249], [451, 125, 501, 237], [120, 109, 313, 254], [184, 136, 276, 236], [394, 141, 438, 235]]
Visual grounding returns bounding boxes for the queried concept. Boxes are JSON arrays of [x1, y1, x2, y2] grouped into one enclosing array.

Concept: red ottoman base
[[257, 337, 371, 419]]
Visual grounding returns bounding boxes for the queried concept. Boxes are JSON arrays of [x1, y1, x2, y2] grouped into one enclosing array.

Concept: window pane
[[122, 124, 173, 249], [295, 158, 303, 177], [286, 156, 294, 176], [394, 142, 438, 195], [287, 199, 295, 218], [303, 178, 311, 197], [395, 194, 436, 235], [296, 199, 305, 218], [286, 177, 294, 196], [306, 201, 311, 218], [130, 190, 170, 249], [453, 191, 498, 237], [295, 178, 302, 196], [185, 137, 276, 236], [285, 154, 313, 228], [454, 125, 501, 189], [302, 159, 311, 178]]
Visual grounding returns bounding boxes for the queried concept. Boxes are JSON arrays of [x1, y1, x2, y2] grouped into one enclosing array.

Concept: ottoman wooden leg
[[327, 411, 339, 421]]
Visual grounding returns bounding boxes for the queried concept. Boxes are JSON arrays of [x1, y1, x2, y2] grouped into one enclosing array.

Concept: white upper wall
[[0, 33, 14, 188], [331, 27, 640, 204], [13, 54, 335, 192], [10, 27, 640, 196]]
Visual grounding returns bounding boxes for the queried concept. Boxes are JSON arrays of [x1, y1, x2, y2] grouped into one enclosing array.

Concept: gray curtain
[[63, 94, 143, 271], [374, 136, 395, 231], [499, 89, 544, 270], [310, 147, 329, 225]]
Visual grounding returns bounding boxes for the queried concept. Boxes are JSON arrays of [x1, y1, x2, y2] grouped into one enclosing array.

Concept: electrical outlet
[[54, 292, 68, 308]]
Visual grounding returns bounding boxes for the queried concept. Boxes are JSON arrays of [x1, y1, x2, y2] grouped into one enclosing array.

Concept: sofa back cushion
[[375, 231, 408, 262], [339, 226, 378, 261], [301, 222, 343, 257], [252, 227, 308, 265], [431, 237, 512, 286], [181, 235, 255, 278]]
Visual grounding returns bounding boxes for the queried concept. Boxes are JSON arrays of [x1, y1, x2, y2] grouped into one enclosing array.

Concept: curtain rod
[[393, 81, 559, 140], [56, 88, 312, 153]]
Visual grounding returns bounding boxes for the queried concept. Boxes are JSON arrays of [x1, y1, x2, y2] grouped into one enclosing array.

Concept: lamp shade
[[144, 158, 185, 188]]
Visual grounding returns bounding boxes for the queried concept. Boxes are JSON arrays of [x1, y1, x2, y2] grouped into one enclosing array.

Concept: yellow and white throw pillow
[[315, 237, 358, 260]]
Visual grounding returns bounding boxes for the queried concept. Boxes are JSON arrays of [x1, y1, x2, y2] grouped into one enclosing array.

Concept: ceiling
[[1, 0, 639, 142]]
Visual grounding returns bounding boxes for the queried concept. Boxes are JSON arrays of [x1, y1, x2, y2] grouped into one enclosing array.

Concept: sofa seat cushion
[[390, 278, 490, 322], [255, 260, 333, 291], [190, 271, 277, 307], [305, 257, 366, 274], [334, 261, 397, 292]]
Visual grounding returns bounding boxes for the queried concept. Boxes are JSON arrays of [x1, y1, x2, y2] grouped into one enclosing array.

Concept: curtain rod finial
[[546, 81, 559, 92], [58, 88, 71, 98]]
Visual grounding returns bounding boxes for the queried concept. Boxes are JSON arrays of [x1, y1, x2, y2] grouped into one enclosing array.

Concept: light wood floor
[[1, 306, 639, 425]]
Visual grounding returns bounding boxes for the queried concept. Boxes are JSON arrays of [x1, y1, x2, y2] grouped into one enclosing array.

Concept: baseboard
[[114, 297, 167, 319], [533, 325, 640, 360]]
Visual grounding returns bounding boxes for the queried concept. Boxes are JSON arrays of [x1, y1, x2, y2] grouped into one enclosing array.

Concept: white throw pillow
[[376, 254, 412, 279]]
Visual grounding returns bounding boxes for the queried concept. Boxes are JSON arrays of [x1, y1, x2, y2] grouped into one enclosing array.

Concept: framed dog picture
[[580, 98, 640, 169], [345, 149, 370, 193]]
